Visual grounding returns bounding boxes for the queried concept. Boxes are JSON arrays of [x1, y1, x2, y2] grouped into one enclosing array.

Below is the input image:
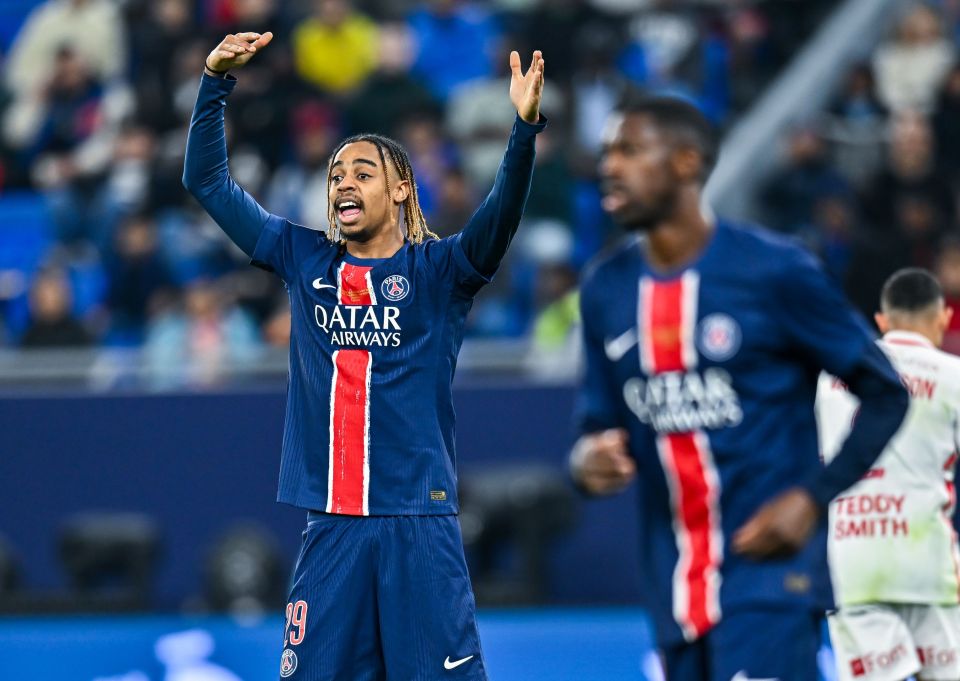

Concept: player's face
[[329, 141, 403, 242], [599, 113, 678, 231]]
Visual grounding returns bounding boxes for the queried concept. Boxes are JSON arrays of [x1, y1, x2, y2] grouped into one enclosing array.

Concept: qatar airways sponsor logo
[[832, 493, 909, 540], [314, 304, 402, 347], [622, 368, 743, 433]]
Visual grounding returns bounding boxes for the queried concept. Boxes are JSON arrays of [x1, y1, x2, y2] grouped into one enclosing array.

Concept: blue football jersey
[[577, 220, 877, 646], [253, 226, 488, 515]]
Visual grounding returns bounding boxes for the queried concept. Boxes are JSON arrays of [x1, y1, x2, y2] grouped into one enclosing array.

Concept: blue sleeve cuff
[[201, 71, 239, 93], [514, 113, 548, 137]]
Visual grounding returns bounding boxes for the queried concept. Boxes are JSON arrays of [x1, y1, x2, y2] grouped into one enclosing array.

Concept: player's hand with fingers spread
[[205, 31, 274, 75], [732, 487, 820, 560], [509, 50, 545, 124], [570, 428, 635, 495]]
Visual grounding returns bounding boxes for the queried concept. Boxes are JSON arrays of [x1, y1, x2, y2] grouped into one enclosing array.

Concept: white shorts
[[828, 604, 960, 681]]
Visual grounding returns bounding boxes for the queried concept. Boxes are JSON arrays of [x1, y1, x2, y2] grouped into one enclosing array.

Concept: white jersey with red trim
[[817, 330, 960, 606], [577, 221, 879, 647]]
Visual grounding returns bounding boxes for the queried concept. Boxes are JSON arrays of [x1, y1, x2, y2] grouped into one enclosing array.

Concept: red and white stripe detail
[[639, 271, 723, 641], [326, 263, 376, 515]]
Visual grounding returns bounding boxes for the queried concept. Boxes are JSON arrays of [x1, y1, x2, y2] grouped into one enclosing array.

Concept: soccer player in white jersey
[[818, 268, 960, 681]]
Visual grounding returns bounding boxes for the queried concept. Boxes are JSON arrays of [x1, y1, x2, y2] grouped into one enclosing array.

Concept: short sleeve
[[422, 233, 492, 299], [251, 215, 329, 284], [776, 245, 875, 379], [575, 273, 625, 434]]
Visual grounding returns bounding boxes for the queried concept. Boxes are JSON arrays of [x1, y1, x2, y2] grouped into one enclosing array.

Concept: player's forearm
[[802, 344, 909, 509], [182, 72, 264, 257], [459, 114, 546, 277]]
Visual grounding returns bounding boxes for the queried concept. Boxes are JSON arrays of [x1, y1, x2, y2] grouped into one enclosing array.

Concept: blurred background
[[0, 0, 956, 678]]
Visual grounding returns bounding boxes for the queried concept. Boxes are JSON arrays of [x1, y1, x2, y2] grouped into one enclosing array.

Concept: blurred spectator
[[266, 101, 337, 229], [874, 3, 956, 114], [342, 22, 438, 137], [531, 264, 579, 351], [809, 189, 858, 285], [933, 62, 960, 179], [408, 0, 501, 102], [128, 0, 196, 133], [822, 63, 888, 186], [759, 126, 849, 236], [935, 237, 960, 354], [4, 0, 126, 101], [145, 279, 261, 388], [571, 22, 628, 156], [293, 0, 379, 96], [104, 213, 177, 345], [20, 268, 93, 348], [262, 296, 291, 348], [431, 166, 476, 237], [860, 111, 954, 236], [398, 113, 456, 221]]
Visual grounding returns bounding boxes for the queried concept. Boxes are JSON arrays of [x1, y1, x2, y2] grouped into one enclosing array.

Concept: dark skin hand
[[731, 487, 820, 559]]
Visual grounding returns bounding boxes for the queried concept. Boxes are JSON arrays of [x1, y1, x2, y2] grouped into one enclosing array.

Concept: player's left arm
[[733, 249, 909, 559], [457, 50, 546, 279]]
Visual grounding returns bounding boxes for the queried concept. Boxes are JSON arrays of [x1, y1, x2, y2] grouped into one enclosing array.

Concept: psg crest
[[697, 313, 741, 362], [280, 648, 298, 677], [381, 274, 410, 302]]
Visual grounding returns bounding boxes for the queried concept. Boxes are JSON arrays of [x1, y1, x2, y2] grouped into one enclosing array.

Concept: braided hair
[[326, 133, 438, 245]]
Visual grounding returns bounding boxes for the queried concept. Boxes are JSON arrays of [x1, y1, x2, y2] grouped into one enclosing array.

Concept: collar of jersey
[[341, 242, 409, 268], [883, 330, 935, 348], [636, 219, 724, 281]]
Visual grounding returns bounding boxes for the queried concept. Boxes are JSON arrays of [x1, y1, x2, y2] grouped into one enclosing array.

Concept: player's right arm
[[569, 267, 636, 495], [181, 32, 275, 258]]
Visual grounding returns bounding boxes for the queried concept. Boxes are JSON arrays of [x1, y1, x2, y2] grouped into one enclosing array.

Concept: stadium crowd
[[0, 0, 852, 373]]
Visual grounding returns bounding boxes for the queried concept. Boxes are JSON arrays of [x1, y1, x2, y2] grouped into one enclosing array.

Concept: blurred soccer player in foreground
[[183, 31, 545, 681], [818, 268, 960, 681], [569, 94, 909, 680]]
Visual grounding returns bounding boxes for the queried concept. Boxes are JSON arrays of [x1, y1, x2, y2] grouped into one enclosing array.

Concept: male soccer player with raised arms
[[818, 268, 960, 681], [568, 93, 910, 681], [183, 31, 545, 681]]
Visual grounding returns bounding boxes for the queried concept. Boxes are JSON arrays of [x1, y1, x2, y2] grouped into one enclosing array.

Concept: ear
[[672, 147, 703, 183], [940, 305, 954, 331], [393, 179, 410, 204], [875, 312, 890, 334]]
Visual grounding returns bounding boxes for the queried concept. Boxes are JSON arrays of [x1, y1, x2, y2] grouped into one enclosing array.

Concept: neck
[[344, 223, 405, 260], [643, 190, 714, 271], [888, 322, 941, 347]]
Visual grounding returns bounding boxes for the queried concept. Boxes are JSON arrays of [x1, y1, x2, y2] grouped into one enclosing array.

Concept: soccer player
[[818, 268, 960, 681], [183, 32, 545, 680], [568, 94, 909, 681]]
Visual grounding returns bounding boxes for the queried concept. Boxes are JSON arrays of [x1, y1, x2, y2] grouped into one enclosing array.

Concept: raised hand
[[205, 32, 274, 74], [509, 50, 545, 125]]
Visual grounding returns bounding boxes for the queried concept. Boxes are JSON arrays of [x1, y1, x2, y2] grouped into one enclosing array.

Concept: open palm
[[509, 50, 545, 124]]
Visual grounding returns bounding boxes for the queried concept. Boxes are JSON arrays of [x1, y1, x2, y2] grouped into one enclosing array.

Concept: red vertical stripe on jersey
[[326, 263, 376, 516], [642, 272, 722, 641]]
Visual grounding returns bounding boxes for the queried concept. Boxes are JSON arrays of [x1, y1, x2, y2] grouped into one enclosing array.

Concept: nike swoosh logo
[[730, 672, 779, 681], [312, 277, 336, 290], [604, 328, 638, 362], [444, 655, 474, 670]]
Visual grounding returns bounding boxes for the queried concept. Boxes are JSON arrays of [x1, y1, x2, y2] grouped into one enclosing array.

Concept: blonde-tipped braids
[[326, 133, 439, 245]]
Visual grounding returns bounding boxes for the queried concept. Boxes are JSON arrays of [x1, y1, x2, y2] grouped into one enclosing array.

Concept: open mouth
[[336, 198, 363, 224], [601, 188, 628, 214]]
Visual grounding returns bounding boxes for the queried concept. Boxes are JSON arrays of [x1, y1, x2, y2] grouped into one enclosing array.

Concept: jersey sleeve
[[251, 217, 330, 285], [421, 233, 492, 299], [775, 245, 875, 377], [575, 270, 625, 434]]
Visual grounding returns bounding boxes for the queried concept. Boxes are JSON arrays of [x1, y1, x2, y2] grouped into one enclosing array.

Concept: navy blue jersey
[[577, 221, 882, 647], [183, 73, 544, 517], [254, 230, 488, 514]]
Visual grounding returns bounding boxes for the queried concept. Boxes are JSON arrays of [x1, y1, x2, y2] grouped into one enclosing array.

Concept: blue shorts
[[277, 513, 487, 681], [661, 606, 823, 681]]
